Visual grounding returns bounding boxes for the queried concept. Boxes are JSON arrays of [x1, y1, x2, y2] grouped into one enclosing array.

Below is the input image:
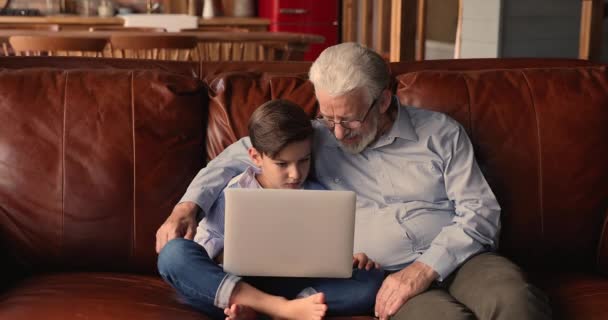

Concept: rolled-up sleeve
[[417, 124, 501, 281], [180, 137, 253, 216]]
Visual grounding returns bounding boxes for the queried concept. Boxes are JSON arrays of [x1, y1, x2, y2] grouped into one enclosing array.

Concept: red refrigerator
[[258, 0, 340, 61]]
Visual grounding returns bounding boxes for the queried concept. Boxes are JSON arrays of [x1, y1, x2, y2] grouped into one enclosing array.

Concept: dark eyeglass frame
[[316, 96, 379, 130]]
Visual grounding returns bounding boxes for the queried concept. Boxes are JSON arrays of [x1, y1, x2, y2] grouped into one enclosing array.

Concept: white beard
[[338, 111, 379, 154]]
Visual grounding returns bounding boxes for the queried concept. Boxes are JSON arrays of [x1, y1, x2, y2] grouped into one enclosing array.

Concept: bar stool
[[0, 24, 61, 56], [8, 35, 108, 57], [0, 24, 61, 31], [109, 35, 199, 61]]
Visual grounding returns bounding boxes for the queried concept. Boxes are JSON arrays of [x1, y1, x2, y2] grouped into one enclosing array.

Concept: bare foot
[[274, 292, 327, 320], [224, 304, 257, 320]]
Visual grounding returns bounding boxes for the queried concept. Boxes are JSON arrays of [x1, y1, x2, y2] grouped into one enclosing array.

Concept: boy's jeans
[[158, 238, 385, 320]]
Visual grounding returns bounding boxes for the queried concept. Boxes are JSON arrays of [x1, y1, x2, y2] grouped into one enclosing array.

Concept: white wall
[[458, 0, 608, 61], [459, 0, 502, 58], [425, 40, 455, 60]]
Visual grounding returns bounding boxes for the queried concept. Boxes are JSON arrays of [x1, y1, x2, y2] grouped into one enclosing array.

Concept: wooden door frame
[[389, 0, 426, 62], [579, 0, 604, 61]]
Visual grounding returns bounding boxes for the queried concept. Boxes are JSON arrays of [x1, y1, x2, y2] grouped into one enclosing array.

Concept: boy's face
[[249, 139, 312, 189]]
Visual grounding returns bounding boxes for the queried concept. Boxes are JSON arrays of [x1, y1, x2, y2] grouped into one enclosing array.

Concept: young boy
[[158, 100, 384, 320]]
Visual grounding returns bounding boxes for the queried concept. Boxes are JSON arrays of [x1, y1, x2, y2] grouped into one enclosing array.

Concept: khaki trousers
[[391, 253, 552, 320]]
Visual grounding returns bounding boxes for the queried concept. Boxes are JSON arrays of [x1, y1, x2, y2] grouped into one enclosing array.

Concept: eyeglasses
[[316, 97, 378, 130]]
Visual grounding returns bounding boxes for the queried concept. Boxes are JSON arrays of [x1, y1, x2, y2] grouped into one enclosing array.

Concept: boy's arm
[[155, 137, 252, 253]]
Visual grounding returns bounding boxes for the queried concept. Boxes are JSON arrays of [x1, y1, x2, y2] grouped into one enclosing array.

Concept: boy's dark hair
[[248, 99, 313, 158]]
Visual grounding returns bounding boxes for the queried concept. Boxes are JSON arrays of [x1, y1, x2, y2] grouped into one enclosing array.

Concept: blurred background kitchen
[[0, 0, 606, 62], [3, 1, 256, 17]]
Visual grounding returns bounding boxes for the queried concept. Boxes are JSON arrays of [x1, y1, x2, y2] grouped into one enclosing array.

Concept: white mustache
[[345, 132, 359, 140]]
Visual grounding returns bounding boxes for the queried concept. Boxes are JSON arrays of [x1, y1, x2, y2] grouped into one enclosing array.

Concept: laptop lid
[[223, 188, 356, 278]]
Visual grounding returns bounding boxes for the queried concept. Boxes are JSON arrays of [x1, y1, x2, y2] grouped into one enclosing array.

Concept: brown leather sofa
[[0, 56, 606, 320]]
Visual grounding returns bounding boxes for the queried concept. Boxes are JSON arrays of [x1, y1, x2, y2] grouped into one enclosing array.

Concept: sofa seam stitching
[[520, 70, 544, 240], [61, 70, 67, 258], [460, 73, 473, 139], [131, 71, 136, 264]]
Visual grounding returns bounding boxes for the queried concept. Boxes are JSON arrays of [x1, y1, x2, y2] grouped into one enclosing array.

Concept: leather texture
[[0, 67, 206, 276], [0, 273, 204, 320], [0, 57, 606, 320], [395, 67, 608, 273], [533, 272, 608, 320]]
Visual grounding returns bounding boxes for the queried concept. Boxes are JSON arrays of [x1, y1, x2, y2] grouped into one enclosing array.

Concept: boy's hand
[[214, 251, 224, 264], [353, 252, 381, 270]]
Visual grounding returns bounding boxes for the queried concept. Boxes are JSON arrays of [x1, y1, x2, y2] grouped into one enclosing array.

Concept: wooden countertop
[[0, 30, 324, 44], [0, 16, 123, 25], [198, 17, 270, 26], [0, 16, 270, 27]]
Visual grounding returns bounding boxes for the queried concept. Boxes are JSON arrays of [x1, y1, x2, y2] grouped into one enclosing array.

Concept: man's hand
[[375, 261, 438, 320], [155, 201, 199, 253], [353, 252, 381, 270]]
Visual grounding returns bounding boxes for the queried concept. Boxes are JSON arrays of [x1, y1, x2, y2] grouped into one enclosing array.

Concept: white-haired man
[[156, 43, 551, 320]]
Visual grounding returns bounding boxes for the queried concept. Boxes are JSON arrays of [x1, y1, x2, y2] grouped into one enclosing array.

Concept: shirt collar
[[385, 96, 418, 142], [229, 166, 263, 189]]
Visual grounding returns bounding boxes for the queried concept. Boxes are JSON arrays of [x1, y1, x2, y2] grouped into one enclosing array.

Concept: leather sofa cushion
[[206, 72, 317, 160], [0, 68, 206, 274], [395, 66, 608, 272], [0, 273, 208, 320], [533, 272, 608, 320]]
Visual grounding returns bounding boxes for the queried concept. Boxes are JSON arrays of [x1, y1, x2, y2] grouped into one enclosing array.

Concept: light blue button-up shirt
[[181, 98, 501, 281]]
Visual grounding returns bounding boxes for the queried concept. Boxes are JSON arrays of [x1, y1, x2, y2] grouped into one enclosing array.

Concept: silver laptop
[[223, 188, 356, 278]]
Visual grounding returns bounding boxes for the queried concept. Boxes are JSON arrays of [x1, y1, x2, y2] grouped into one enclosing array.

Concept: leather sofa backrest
[[0, 68, 206, 274], [395, 66, 608, 271], [1, 58, 606, 277], [205, 63, 608, 272], [206, 71, 318, 160]]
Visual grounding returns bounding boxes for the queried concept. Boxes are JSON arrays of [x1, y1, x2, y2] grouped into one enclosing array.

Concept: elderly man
[[156, 43, 551, 320]]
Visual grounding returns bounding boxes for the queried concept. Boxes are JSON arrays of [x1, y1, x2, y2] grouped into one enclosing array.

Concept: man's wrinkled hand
[[155, 201, 199, 253], [374, 261, 438, 320]]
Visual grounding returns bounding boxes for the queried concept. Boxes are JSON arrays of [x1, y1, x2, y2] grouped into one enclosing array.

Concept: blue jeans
[[158, 238, 385, 319]]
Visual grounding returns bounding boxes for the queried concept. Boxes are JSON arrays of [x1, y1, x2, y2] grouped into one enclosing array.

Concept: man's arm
[[415, 123, 501, 280], [375, 123, 501, 319], [155, 137, 253, 253]]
